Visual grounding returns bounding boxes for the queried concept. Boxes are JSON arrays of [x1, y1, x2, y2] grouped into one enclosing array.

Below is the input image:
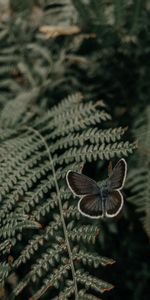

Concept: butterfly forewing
[[78, 194, 104, 218], [108, 158, 127, 190], [105, 190, 123, 217], [66, 171, 99, 196], [66, 158, 127, 219]]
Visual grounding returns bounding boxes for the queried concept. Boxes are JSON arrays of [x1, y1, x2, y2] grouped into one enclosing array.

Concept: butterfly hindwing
[[66, 159, 127, 219], [108, 158, 127, 190], [78, 194, 104, 218], [66, 171, 99, 196], [105, 190, 123, 217]]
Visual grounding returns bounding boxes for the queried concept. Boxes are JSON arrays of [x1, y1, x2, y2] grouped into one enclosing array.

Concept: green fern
[[0, 3, 81, 117], [127, 106, 150, 237], [0, 93, 134, 299], [72, 0, 145, 32], [0, 0, 147, 119]]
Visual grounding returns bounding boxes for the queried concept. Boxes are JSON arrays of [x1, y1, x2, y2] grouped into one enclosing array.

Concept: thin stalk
[[27, 127, 78, 299]]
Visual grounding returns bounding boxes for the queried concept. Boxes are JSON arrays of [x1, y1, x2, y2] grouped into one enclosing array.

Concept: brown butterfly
[[66, 159, 127, 219]]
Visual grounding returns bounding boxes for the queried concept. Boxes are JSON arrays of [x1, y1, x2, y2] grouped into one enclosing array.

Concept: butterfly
[[66, 158, 127, 219]]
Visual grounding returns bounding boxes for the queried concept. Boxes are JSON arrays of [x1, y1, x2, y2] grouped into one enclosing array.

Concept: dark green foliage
[[0, 92, 134, 299], [0, 0, 150, 299], [127, 106, 150, 237]]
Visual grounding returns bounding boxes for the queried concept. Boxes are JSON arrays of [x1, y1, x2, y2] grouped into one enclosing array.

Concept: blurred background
[[0, 1, 150, 299]]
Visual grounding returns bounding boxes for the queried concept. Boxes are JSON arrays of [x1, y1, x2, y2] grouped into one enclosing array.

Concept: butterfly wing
[[105, 190, 123, 217], [66, 171, 99, 196], [108, 158, 127, 190], [78, 194, 104, 218], [66, 160, 126, 219]]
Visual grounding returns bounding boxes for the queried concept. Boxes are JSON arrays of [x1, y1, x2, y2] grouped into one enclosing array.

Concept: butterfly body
[[99, 186, 109, 217], [66, 159, 127, 219]]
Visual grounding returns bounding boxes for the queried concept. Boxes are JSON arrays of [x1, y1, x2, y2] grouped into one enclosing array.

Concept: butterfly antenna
[[108, 161, 113, 176], [79, 164, 85, 173]]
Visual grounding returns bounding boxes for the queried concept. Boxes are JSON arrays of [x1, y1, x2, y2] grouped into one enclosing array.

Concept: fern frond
[[28, 263, 71, 300], [49, 110, 111, 139], [53, 280, 75, 300], [127, 167, 150, 237], [68, 224, 99, 244], [0, 240, 12, 255], [78, 289, 102, 300], [0, 93, 134, 299], [0, 1, 149, 298], [76, 270, 114, 293], [127, 106, 150, 237], [13, 234, 47, 268], [30, 244, 67, 282], [0, 213, 40, 240], [0, 262, 10, 284], [56, 141, 134, 165], [50, 127, 127, 152], [72, 248, 115, 267]]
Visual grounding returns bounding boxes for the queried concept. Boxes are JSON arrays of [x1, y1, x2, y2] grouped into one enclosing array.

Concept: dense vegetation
[[0, 1, 150, 300]]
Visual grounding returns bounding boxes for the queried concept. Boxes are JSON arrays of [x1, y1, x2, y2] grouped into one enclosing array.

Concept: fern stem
[[27, 127, 78, 299]]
